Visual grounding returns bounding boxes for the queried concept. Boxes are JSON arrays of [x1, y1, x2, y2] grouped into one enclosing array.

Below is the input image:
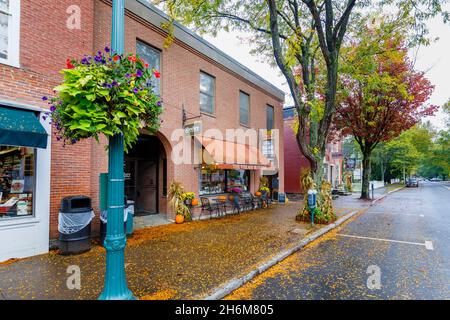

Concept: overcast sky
[[203, 9, 450, 131]]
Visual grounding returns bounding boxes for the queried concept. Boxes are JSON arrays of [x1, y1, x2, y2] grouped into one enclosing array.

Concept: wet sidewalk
[[0, 195, 378, 300]]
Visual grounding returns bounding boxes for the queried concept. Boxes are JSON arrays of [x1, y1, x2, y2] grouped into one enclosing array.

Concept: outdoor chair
[[242, 193, 254, 211], [200, 197, 220, 219], [231, 194, 243, 214], [213, 197, 229, 217], [250, 193, 261, 209]]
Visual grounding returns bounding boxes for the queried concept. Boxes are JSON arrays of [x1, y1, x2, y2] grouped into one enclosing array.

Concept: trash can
[[126, 200, 135, 236], [58, 196, 94, 255], [100, 207, 128, 245]]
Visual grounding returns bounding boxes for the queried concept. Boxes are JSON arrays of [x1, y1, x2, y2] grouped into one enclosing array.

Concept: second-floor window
[[0, 0, 20, 67], [136, 40, 161, 95], [239, 91, 250, 126], [200, 72, 215, 114], [267, 105, 274, 130]]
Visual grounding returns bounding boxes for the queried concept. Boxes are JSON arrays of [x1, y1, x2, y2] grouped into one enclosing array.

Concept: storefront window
[[0, 145, 35, 219], [200, 169, 226, 195], [199, 168, 250, 195], [226, 170, 249, 192]]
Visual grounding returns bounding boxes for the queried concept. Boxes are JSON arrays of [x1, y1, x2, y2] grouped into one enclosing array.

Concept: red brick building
[[283, 107, 343, 194], [0, 0, 284, 261]]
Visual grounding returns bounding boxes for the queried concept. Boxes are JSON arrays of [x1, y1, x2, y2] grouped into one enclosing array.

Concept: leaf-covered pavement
[[0, 196, 372, 300]]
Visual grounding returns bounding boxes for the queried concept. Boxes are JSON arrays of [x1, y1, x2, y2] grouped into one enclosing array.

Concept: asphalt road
[[227, 182, 450, 300]]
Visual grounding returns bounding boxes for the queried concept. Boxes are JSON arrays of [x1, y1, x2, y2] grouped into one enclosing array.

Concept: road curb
[[370, 186, 405, 206], [201, 210, 359, 300]]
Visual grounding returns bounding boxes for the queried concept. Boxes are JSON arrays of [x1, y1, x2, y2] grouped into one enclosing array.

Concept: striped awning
[[197, 137, 271, 170]]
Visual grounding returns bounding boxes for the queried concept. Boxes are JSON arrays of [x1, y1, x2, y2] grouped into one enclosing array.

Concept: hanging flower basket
[[43, 47, 163, 151]]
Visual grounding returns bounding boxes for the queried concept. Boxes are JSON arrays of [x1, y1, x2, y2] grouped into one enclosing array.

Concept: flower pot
[[175, 215, 185, 224]]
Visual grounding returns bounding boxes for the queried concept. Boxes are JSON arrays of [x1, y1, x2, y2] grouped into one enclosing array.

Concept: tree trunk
[[361, 150, 372, 200]]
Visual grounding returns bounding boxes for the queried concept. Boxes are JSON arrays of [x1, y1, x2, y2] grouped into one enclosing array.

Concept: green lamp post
[[98, 0, 135, 300]]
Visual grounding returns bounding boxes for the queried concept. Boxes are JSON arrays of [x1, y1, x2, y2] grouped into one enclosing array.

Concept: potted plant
[[259, 186, 270, 197], [181, 192, 196, 206], [169, 182, 192, 223], [43, 47, 163, 151]]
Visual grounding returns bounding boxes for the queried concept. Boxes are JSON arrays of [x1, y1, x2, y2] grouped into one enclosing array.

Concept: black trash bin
[[59, 196, 94, 255]]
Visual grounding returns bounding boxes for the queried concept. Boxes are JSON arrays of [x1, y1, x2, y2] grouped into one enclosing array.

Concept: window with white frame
[[0, 0, 20, 67], [136, 40, 161, 95]]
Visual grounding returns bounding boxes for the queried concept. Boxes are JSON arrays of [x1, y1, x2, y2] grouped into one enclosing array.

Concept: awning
[[197, 137, 271, 170], [0, 106, 48, 149]]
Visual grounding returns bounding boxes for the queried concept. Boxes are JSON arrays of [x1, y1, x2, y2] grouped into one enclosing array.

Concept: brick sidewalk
[[0, 198, 373, 300]]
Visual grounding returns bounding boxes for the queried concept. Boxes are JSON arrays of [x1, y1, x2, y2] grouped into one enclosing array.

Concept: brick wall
[[93, 1, 285, 221], [1, 0, 284, 239], [283, 118, 311, 194], [0, 0, 96, 238]]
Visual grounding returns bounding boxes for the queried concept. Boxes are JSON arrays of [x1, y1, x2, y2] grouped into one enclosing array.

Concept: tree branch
[[302, 0, 331, 65]]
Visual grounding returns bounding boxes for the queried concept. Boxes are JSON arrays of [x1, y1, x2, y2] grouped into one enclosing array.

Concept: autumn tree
[[334, 28, 437, 199], [153, 0, 448, 188]]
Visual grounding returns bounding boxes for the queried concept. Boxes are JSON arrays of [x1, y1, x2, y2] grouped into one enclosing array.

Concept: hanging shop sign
[[184, 121, 202, 137]]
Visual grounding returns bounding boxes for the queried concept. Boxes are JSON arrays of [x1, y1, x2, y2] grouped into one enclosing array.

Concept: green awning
[[0, 106, 48, 149]]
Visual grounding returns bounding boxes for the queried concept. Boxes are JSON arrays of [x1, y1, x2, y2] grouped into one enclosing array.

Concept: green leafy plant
[[259, 186, 270, 194], [43, 47, 163, 151]]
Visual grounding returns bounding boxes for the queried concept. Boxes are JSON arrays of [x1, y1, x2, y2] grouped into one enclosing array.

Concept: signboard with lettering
[[345, 158, 356, 170], [184, 121, 202, 136]]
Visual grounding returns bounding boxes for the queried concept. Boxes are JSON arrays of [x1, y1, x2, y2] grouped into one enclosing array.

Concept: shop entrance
[[125, 135, 166, 216]]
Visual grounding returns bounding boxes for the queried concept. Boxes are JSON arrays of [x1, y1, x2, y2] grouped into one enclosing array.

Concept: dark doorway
[[125, 135, 166, 216]]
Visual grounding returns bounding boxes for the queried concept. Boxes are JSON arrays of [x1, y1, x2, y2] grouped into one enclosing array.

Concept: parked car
[[406, 178, 419, 188]]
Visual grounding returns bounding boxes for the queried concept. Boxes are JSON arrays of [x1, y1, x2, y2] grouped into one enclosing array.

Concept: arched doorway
[[124, 134, 167, 216]]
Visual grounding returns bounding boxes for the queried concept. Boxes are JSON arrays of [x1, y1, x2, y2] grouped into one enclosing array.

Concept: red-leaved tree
[[334, 29, 437, 199]]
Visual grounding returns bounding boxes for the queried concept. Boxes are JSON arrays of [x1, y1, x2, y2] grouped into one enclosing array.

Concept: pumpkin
[[191, 198, 199, 206], [175, 214, 185, 224], [255, 191, 262, 197], [228, 195, 234, 201]]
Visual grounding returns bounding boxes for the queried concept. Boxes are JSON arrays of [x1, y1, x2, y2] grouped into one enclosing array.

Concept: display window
[[200, 168, 250, 195], [0, 145, 35, 219], [226, 170, 249, 192], [200, 169, 226, 195]]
